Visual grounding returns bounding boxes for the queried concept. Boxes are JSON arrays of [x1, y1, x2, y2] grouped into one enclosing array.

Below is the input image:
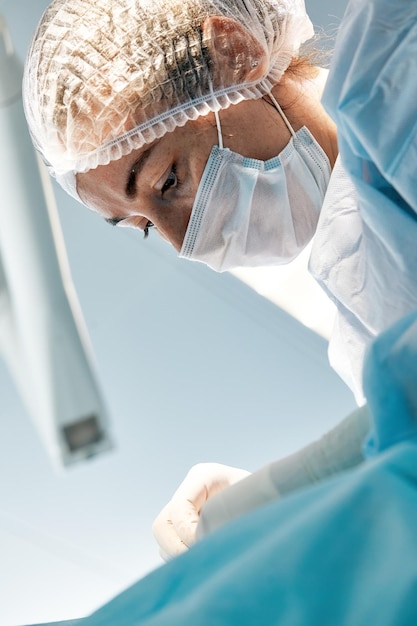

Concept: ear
[[202, 16, 268, 85]]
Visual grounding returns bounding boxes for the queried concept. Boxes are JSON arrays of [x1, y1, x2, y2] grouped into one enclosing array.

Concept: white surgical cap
[[23, 0, 313, 186]]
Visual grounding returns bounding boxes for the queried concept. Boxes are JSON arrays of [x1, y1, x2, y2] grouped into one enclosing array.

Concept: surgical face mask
[[179, 96, 331, 272]]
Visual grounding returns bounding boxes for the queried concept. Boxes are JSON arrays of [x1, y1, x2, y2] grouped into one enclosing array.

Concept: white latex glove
[[197, 407, 370, 540], [152, 462, 251, 561]]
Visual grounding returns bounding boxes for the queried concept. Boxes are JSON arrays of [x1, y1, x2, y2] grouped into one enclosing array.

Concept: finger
[[159, 548, 171, 562], [159, 543, 187, 563], [168, 465, 251, 546], [172, 467, 211, 514], [171, 497, 201, 548], [152, 505, 189, 558]]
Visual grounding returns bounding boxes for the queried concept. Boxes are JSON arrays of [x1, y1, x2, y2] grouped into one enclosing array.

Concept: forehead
[[76, 154, 132, 215], [75, 118, 208, 212], [75, 112, 220, 219]]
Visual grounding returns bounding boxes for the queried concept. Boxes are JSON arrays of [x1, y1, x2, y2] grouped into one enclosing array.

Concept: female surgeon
[[23, 0, 417, 563]]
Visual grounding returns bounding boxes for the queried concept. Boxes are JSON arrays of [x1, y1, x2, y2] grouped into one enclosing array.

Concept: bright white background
[[0, 1, 351, 624]]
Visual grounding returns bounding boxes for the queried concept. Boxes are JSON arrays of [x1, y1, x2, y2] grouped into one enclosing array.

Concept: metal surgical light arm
[[0, 15, 113, 468]]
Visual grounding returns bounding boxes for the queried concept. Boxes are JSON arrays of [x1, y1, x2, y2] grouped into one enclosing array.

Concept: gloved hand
[[152, 462, 251, 561]]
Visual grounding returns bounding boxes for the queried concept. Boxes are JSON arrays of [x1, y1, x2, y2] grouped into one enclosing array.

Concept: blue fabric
[[32, 411, 417, 624], [364, 310, 417, 456], [323, 0, 417, 213], [30, 1, 417, 624], [324, 0, 417, 232], [309, 0, 417, 402]]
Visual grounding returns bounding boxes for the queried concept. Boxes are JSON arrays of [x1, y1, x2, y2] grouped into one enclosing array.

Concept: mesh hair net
[[23, 0, 313, 182]]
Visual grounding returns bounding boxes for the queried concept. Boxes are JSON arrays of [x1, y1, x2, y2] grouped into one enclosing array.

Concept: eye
[[113, 215, 153, 238], [161, 165, 178, 194]]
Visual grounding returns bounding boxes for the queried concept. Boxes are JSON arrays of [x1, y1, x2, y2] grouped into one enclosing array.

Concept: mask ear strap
[[267, 92, 297, 138], [214, 110, 224, 148], [208, 77, 224, 148]]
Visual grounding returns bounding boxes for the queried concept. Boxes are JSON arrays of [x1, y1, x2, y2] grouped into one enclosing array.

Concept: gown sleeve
[[309, 0, 417, 401], [197, 406, 369, 539], [322, 0, 417, 213]]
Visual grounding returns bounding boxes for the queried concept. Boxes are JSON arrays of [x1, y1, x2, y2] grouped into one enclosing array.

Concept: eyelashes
[[108, 161, 182, 240], [161, 164, 179, 194], [143, 220, 154, 238]]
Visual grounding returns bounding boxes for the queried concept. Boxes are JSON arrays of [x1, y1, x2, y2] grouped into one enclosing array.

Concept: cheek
[[153, 199, 194, 252]]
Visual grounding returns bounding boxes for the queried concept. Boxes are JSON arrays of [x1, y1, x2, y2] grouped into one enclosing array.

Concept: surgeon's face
[[77, 100, 294, 251], [77, 116, 216, 251]]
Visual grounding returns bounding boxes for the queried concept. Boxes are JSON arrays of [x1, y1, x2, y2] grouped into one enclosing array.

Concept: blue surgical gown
[[309, 0, 417, 403], [31, 0, 417, 623]]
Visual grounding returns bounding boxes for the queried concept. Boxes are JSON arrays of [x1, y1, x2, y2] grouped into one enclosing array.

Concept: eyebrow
[[125, 145, 154, 199], [104, 141, 159, 226]]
